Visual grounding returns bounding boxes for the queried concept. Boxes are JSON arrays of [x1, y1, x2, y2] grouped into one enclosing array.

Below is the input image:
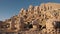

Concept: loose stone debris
[[0, 2, 60, 34]]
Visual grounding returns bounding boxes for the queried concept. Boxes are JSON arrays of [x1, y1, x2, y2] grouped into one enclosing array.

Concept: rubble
[[0, 3, 60, 34]]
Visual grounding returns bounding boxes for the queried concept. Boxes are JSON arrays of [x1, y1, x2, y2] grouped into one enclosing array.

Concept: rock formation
[[0, 2, 60, 34]]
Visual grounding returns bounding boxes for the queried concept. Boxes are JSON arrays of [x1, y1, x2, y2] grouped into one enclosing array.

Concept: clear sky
[[0, 0, 60, 21]]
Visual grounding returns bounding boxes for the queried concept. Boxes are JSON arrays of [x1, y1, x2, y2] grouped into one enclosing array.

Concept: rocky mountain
[[0, 2, 60, 34]]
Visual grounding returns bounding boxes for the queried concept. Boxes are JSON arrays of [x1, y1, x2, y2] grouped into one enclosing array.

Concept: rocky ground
[[0, 2, 60, 34]]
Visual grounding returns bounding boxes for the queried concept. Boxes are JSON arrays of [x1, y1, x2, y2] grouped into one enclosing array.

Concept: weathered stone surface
[[0, 2, 60, 34]]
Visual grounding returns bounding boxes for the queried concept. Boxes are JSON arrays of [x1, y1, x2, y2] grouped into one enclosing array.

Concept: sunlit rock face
[[0, 2, 60, 34]]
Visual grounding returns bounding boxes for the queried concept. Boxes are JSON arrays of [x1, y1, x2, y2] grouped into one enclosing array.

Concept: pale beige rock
[[0, 3, 60, 34]]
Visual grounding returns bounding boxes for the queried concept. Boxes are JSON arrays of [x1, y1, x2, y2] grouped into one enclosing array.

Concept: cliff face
[[0, 3, 60, 34]]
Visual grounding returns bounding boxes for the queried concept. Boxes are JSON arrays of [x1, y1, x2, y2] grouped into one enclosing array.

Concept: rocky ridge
[[0, 3, 60, 34]]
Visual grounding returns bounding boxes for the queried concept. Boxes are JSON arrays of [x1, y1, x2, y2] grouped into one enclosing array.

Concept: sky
[[0, 0, 60, 21]]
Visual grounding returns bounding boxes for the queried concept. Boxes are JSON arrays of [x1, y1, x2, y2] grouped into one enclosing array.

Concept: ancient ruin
[[0, 3, 60, 34]]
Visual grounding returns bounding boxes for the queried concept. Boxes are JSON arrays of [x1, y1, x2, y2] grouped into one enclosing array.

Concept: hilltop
[[0, 3, 60, 34]]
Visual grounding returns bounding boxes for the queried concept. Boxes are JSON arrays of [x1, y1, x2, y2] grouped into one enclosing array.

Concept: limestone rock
[[0, 2, 60, 34]]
